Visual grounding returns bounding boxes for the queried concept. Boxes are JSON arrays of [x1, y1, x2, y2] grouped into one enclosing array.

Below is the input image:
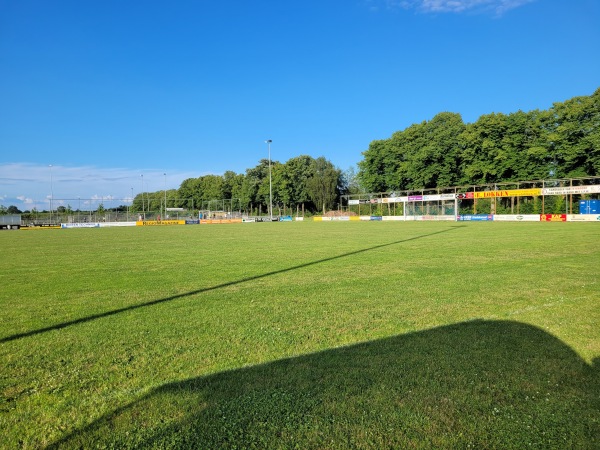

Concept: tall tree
[[178, 177, 204, 210], [281, 155, 315, 209], [459, 112, 511, 185], [358, 139, 390, 193], [307, 157, 341, 214], [404, 112, 465, 189], [543, 88, 600, 177]]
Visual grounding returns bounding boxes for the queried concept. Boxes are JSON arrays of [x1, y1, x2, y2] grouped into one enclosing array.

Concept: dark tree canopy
[[358, 88, 600, 192]]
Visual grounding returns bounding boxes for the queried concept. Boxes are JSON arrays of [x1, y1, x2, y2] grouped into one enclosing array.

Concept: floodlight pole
[[266, 139, 273, 221], [141, 174, 145, 219], [49, 164, 54, 224], [163, 173, 167, 220], [130, 187, 133, 221]]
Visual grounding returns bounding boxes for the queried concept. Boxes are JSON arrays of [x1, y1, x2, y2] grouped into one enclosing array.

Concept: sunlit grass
[[1, 222, 599, 448]]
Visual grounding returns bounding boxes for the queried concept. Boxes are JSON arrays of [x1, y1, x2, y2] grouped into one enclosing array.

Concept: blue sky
[[1, 0, 599, 211]]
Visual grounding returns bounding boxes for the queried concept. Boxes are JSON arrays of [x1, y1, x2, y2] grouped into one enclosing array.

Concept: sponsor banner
[[348, 199, 360, 205], [382, 216, 406, 221], [370, 216, 383, 221], [492, 215, 540, 222], [421, 194, 456, 201], [200, 219, 242, 224], [456, 192, 474, 199], [313, 216, 347, 221], [568, 214, 600, 222], [61, 223, 100, 228], [137, 220, 185, 226], [295, 216, 305, 221], [99, 222, 136, 227], [415, 215, 455, 221], [360, 216, 372, 221], [23, 225, 61, 229], [540, 214, 567, 222], [386, 196, 408, 203], [542, 185, 600, 195], [472, 188, 542, 199], [242, 218, 256, 223], [457, 214, 494, 221], [381, 194, 465, 203], [185, 220, 200, 225]]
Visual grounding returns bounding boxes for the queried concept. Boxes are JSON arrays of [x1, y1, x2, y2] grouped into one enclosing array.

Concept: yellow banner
[[473, 188, 541, 199]]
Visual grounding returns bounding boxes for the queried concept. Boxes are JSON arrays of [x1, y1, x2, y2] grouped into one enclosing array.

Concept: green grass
[[1, 222, 599, 448]]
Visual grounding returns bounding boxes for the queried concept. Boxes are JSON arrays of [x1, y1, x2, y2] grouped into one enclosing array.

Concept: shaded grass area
[[49, 321, 599, 449], [1, 222, 599, 448]]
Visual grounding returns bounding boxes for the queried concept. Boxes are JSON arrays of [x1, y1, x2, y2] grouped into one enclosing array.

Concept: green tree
[[459, 112, 510, 185], [341, 165, 364, 195], [306, 157, 341, 214], [543, 88, 600, 177], [404, 112, 465, 189], [178, 178, 204, 211], [199, 175, 225, 203], [358, 139, 389, 193], [223, 171, 245, 204], [280, 155, 315, 210]]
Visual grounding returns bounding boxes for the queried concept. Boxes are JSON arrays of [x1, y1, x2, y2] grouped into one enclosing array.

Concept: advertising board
[[457, 215, 493, 221], [540, 214, 567, 222], [61, 223, 100, 228], [567, 214, 600, 222], [137, 220, 185, 226], [492, 215, 540, 222]]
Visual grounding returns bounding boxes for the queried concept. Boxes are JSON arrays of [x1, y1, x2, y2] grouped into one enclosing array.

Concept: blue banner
[[457, 214, 493, 221]]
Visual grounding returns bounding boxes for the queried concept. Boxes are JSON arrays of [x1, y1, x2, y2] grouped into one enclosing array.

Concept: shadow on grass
[[49, 320, 599, 449], [1, 226, 464, 344]]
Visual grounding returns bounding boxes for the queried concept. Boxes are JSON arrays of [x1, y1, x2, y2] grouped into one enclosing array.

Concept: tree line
[[358, 88, 599, 193], [133, 155, 344, 216]]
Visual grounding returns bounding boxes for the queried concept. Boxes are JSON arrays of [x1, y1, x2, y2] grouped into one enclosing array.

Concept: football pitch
[[1, 221, 599, 448]]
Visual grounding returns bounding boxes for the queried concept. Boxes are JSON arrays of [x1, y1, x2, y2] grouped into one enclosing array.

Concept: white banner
[[414, 215, 456, 221], [422, 194, 456, 201], [382, 216, 406, 221], [61, 223, 100, 228], [542, 185, 600, 195], [99, 222, 137, 227], [492, 215, 541, 222], [567, 214, 600, 222]]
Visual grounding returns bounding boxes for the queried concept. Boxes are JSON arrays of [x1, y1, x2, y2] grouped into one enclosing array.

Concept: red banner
[[540, 214, 567, 222]]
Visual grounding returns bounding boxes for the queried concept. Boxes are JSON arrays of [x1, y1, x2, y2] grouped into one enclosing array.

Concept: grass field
[[1, 221, 599, 449]]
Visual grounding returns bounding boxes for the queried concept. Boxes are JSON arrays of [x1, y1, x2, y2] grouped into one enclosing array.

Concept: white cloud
[[0, 163, 199, 211], [16, 196, 35, 205], [383, 0, 536, 15]]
